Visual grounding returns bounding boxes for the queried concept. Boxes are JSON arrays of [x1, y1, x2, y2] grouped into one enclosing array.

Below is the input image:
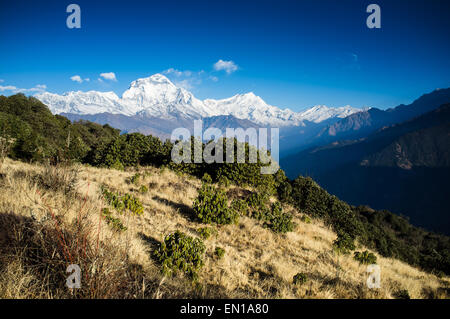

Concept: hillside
[[0, 94, 120, 163], [281, 104, 450, 234], [1, 93, 450, 299], [1, 158, 449, 299]]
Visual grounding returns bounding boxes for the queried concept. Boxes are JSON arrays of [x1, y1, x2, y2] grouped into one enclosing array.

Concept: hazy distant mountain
[[36, 74, 364, 131], [318, 88, 450, 142], [281, 103, 450, 234], [278, 88, 450, 156]]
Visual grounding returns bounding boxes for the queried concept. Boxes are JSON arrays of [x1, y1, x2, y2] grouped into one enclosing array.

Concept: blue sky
[[0, 0, 449, 111]]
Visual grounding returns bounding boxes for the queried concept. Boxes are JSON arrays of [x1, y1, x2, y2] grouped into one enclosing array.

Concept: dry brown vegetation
[[0, 158, 448, 299]]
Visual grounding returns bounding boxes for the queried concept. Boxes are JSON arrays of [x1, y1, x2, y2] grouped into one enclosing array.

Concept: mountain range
[[282, 100, 450, 234], [36, 74, 364, 139], [279, 88, 450, 155]]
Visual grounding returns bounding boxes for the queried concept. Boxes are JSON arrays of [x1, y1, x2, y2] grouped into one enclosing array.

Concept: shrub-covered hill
[[0, 158, 449, 298], [0, 94, 119, 162], [0, 93, 449, 278]]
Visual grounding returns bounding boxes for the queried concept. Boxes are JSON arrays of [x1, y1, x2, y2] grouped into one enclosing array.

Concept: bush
[[101, 186, 125, 211], [218, 175, 230, 188], [201, 173, 212, 184], [215, 247, 225, 259], [246, 191, 269, 213], [102, 208, 127, 232], [269, 211, 296, 233], [153, 231, 206, 280], [301, 215, 311, 224], [139, 185, 148, 194], [265, 202, 295, 233], [290, 176, 329, 218], [333, 233, 356, 255], [231, 199, 249, 216], [128, 173, 141, 185], [353, 250, 377, 265], [193, 184, 238, 225], [101, 186, 144, 215], [197, 227, 217, 240], [121, 193, 144, 215], [277, 179, 292, 203], [293, 272, 307, 285]]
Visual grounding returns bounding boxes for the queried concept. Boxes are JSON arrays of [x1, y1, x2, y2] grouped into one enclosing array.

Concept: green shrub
[[101, 186, 125, 212], [122, 193, 144, 215], [201, 173, 212, 184], [277, 180, 292, 203], [102, 208, 127, 232], [290, 176, 330, 218], [269, 211, 296, 233], [265, 202, 295, 233], [110, 159, 124, 171], [153, 231, 206, 280], [101, 186, 144, 215], [218, 175, 230, 188], [193, 184, 238, 225], [129, 173, 141, 185], [231, 199, 249, 216], [293, 272, 307, 285], [215, 247, 225, 259], [139, 185, 148, 194], [333, 233, 356, 254], [246, 191, 269, 211], [251, 206, 270, 221], [197, 227, 217, 240], [353, 250, 377, 265], [301, 215, 311, 224], [394, 289, 411, 299]]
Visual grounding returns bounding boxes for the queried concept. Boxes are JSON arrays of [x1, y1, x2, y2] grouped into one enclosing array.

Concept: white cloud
[[0, 85, 17, 91], [0, 83, 47, 94], [100, 72, 117, 81], [71, 75, 90, 83], [70, 75, 83, 83], [163, 68, 206, 90], [0, 79, 4, 83], [173, 79, 197, 90], [213, 59, 238, 74], [164, 68, 193, 77], [209, 76, 219, 82], [14, 84, 47, 93]]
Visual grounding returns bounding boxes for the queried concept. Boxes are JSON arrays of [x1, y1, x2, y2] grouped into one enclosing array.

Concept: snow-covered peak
[[36, 90, 132, 115], [36, 73, 366, 126], [298, 105, 363, 123], [204, 92, 303, 126], [127, 73, 174, 89]]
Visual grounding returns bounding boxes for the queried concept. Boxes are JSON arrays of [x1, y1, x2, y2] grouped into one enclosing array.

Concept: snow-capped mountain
[[36, 90, 130, 115], [36, 74, 365, 126], [122, 74, 216, 119], [204, 92, 305, 126], [297, 105, 368, 123]]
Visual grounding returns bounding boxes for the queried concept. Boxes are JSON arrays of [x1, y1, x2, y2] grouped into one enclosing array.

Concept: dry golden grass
[[0, 158, 448, 299]]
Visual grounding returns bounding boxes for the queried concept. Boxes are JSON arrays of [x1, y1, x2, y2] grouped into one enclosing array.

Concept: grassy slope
[[0, 158, 448, 299]]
